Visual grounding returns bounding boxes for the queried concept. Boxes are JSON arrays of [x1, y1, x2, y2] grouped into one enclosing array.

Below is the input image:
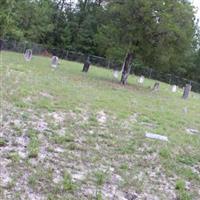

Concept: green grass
[[0, 51, 200, 199], [62, 171, 76, 192], [27, 129, 39, 158], [0, 137, 7, 146]]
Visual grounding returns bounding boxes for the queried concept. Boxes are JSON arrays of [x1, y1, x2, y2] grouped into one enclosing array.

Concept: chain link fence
[[1, 39, 200, 93]]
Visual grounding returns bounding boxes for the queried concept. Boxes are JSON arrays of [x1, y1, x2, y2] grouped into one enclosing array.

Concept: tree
[[0, 0, 21, 39], [96, 0, 196, 84], [14, 0, 54, 43]]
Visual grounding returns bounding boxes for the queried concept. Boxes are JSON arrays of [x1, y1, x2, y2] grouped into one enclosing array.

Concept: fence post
[[149, 68, 153, 79], [169, 74, 172, 85], [107, 60, 110, 69]]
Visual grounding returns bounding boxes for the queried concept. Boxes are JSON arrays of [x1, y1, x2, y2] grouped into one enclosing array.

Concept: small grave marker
[[51, 56, 59, 68], [172, 85, 177, 93], [24, 49, 32, 61], [138, 76, 145, 84], [182, 84, 192, 99], [113, 70, 119, 79]]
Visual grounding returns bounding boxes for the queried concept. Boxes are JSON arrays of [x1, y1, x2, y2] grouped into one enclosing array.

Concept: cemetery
[[0, 50, 200, 200], [0, 0, 200, 199]]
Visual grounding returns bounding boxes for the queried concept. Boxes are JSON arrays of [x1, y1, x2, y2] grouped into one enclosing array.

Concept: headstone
[[182, 84, 192, 99], [152, 82, 160, 91], [138, 76, 144, 84], [113, 70, 119, 79], [82, 57, 91, 72], [172, 85, 177, 93], [24, 49, 32, 61], [145, 132, 168, 142], [51, 56, 59, 68]]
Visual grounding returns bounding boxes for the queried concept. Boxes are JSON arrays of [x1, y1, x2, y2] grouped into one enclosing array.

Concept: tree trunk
[[182, 84, 192, 99], [121, 52, 134, 85]]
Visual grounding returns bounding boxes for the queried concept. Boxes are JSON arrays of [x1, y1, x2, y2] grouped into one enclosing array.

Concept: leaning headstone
[[182, 84, 192, 99], [113, 70, 119, 79], [82, 57, 91, 73], [152, 82, 160, 92], [51, 56, 59, 68], [145, 132, 168, 142], [172, 85, 177, 93], [138, 76, 145, 84], [24, 49, 32, 61]]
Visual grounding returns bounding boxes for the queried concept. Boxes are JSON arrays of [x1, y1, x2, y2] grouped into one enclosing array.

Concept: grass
[[94, 171, 107, 186], [63, 171, 76, 192], [27, 129, 39, 158], [176, 180, 192, 200], [0, 51, 200, 199], [0, 137, 7, 146]]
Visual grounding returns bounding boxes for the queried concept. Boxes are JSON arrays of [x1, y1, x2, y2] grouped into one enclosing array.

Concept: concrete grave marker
[[24, 49, 32, 61], [138, 76, 145, 84], [51, 56, 59, 68], [113, 70, 119, 79], [172, 85, 177, 93]]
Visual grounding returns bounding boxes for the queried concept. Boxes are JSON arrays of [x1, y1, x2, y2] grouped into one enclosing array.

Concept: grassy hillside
[[0, 51, 200, 200]]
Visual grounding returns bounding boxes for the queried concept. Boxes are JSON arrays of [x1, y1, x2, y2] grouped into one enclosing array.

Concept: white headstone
[[51, 56, 59, 68], [113, 70, 119, 79], [138, 76, 144, 84], [24, 49, 32, 61], [172, 85, 177, 93]]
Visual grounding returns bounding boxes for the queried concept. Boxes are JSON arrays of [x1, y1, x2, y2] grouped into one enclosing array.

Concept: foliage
[[0, 0, 199, 82]]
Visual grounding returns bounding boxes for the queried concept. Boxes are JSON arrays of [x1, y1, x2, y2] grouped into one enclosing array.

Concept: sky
[[193, 0, 200, 20]]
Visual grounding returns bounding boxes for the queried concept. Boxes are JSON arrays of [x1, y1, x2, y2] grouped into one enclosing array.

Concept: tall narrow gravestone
[[182, 84, 192, 99], [82, 57, 91, 73], [51, 56, 59, 68], [24, 49, 32, 61]]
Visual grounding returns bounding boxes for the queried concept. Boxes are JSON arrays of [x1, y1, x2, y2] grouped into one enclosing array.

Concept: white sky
[[193, 0, 200, 20]]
